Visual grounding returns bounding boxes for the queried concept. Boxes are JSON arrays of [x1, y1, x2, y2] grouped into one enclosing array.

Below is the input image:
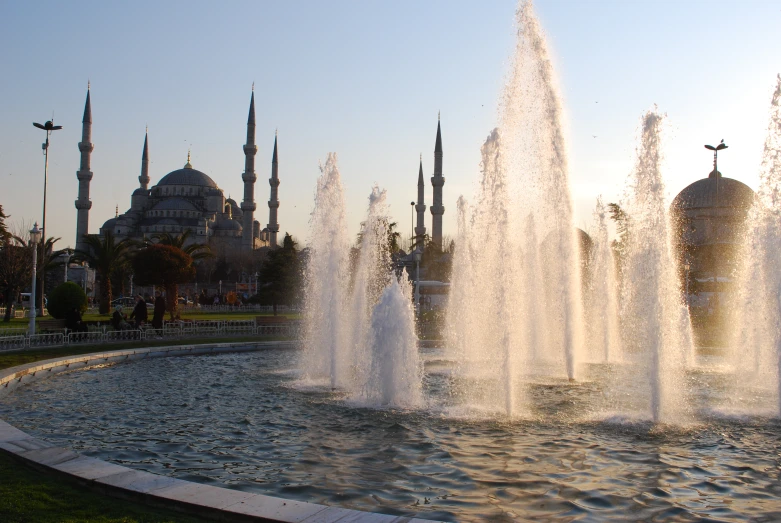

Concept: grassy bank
[[0, 451, 205, 523], [0, 335, 290, 371]]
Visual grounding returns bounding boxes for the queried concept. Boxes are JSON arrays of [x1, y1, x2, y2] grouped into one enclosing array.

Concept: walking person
[[152, 290, 166, 331], [129, 294, 147, 329]]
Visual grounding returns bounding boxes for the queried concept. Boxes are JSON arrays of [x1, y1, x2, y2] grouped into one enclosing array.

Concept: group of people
[[111, 290, 166, 331]]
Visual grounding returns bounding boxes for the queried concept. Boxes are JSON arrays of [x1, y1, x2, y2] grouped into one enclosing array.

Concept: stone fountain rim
[[0, 341, 439, 523]]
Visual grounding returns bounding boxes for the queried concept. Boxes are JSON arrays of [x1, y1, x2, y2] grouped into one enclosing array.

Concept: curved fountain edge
[[0, 341, 439, 523]]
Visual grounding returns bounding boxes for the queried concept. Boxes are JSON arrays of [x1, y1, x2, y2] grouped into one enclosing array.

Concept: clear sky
[[1, 0, 779, 248]]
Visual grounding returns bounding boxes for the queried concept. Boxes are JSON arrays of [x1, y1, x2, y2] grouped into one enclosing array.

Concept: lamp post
[[219, 280, 222, 296], [32, 120, 62, 313], [63, 248, 73, 283], [28, 223, 42, 336], [413, 248, 422, 314], [254, 272, 259, 296]]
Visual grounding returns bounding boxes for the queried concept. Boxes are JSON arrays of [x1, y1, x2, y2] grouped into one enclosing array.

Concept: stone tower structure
[[139, 129, 150, 190], [241, 88, 258, 250], [415, 155, 426, 242], [130, 129, 151, 213], [75, 86, 94, 252], [267, 132, 280, 248], [430, 115, 445, 249]]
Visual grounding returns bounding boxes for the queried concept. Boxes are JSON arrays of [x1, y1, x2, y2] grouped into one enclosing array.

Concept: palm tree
[[0, 205, 8, 246], [152, 230, 212, 261], [4, 232, 66, 317], [73, 232, 132, 314], [37, 236, 69, 314], [0, 234, 27, 322], [386, 221, 401, 254]]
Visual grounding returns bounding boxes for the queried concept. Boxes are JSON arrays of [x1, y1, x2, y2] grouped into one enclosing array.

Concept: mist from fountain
[[729, 75, 781, 416], [445, 0, 582, 417], [618, 110, 693, 423], [301, 153, 350, 390], [362, 277, 423, 408], [347, 185, 395, 398], [301, 164, 422, 407], [585, 197, 622, 363]]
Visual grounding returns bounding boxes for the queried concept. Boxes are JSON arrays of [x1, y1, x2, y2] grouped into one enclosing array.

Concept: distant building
[[670, 146, 755, 306], [72, 86, 281, 253]]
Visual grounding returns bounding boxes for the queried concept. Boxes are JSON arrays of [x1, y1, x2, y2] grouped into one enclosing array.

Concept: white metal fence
[[0, 320, 299, 353], [84, 304, 298, 315]]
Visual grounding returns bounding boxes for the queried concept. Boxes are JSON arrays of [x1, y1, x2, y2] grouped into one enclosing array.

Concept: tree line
[[0, 204, 303, 322]]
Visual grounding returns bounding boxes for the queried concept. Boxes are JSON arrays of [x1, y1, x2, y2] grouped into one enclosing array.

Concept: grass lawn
[[0, 337, 296, 522], [0, 451, 206, 523], [0, 336, 290, 371]]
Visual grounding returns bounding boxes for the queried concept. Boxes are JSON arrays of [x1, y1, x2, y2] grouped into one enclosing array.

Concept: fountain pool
[[3, 348, 781, 522]]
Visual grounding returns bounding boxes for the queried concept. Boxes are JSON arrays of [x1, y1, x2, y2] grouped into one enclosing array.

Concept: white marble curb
[[0, 342, 439, 523]]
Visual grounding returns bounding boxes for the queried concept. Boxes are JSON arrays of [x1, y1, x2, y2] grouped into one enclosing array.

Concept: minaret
[[430, 113, 445, 249], [75, 85, 94, 252], [267, 131, 280, 248], [139, 128, 150, 190], [414, 155, 426, 242], [241, 87, 258, 250], [131, 129, 151, 213]]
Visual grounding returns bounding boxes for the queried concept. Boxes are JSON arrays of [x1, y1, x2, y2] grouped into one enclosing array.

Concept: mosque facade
[[73, 88, 281, 253]]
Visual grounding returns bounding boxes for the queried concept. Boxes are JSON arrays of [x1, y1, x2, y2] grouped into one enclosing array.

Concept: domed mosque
[[72, 85, 282, 255], [670, 140, 755, 307]]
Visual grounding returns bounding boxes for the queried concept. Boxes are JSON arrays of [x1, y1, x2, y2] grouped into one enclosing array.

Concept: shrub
[[48, 282, 87, 319]]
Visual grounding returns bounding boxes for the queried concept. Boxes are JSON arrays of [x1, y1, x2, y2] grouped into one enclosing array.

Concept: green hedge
[[47, 282, 87, 320]]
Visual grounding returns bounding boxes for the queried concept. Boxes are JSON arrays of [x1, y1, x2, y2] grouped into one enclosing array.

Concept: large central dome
[[157, 167, 218, 188]]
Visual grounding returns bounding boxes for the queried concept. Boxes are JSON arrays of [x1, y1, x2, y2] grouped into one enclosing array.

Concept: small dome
[[133, 188, 149, 196], [212, 218, 243, 231], [152, 198, 198, 211], [157, 168, 217, 188], [672, 175, 754, 211], [101, 217, 118, 230]]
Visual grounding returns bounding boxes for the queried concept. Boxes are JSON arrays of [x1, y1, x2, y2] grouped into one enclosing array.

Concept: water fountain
[[301, 152, 350, 390], [614, 110, 693, 423], [301, 159, 421, 408], [729, 75, 781, 415], [5, 2, 781, 521], [584, 197, 621, 363]]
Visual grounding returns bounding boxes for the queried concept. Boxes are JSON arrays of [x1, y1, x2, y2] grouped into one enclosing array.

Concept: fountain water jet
[[446, 0, 583, 417], [585, 197, 621, 363], [730, 75, 781, 416], [348, 185, 394, 395], [302, 165, 419, 404], [301, 153, 350, 389], [362, 277, 423, 408], [618, 110, 693, 423]]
